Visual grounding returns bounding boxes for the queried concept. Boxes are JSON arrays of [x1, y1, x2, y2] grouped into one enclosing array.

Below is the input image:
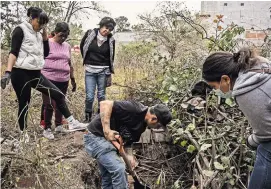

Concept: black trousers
[[11, 68, 72, 131]]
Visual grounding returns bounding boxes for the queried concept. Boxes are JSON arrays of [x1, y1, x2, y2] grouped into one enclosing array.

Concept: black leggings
[[11, 68, 72, 131]]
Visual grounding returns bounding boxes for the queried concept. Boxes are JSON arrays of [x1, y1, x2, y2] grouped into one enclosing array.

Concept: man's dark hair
[[151, 104, 172, 127], [27, 7, 49, 25], [202, 47, 257, 82]]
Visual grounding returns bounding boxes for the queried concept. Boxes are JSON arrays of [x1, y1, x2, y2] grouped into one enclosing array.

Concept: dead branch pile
[[134, 142, 194, 189], [127, 82, 255, 189]]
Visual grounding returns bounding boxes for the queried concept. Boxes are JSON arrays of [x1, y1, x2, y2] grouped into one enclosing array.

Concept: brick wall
[[245, 30, 267, 39]]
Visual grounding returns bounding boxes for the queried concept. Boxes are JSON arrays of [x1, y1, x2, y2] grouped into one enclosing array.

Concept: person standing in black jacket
[[1, 7, 88, 142], [80, 17, 116, 122]]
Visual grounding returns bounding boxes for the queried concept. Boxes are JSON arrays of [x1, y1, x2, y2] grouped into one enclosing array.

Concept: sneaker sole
[[55, 131, 69, 134], [43, 132, 54, 140], [68, 128, 87, 132]]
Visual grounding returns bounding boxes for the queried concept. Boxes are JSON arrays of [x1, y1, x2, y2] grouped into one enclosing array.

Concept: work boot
[[84, 112, 92, 123]]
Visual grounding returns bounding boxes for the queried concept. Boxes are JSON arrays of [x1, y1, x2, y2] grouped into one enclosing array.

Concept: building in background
[[201, 1, 271, 47], [201, 1, 271, 29], [113, 32, 138, 45]]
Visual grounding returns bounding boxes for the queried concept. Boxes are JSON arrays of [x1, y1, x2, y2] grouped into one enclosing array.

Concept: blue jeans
[[85, 71, 106, 113], [248, 142, 271, 189], [84, 132, 128, 189]]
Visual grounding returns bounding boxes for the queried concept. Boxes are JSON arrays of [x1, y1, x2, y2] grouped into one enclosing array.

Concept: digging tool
[[112, 136, 151, 189]]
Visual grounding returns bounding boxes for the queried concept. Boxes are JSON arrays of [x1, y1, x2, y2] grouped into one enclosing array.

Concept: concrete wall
[[201, 1, 271, 30], [201, 1, 271, 47]]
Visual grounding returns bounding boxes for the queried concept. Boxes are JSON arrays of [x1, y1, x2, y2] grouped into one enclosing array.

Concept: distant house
[[113, 31, 153, 45], [113, 32, 138, 44]]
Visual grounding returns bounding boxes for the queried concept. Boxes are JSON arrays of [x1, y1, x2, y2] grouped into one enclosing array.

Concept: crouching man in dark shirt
[[84, 100, 172, 188]]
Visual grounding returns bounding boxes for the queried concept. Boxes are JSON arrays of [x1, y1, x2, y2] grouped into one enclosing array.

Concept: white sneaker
[[68, 119, 88, 132], [55, 125, 68, 133], [43, 129, 54, 140]]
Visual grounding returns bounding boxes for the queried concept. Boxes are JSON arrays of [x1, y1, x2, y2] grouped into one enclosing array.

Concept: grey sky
[[82, 1, 202, 31]]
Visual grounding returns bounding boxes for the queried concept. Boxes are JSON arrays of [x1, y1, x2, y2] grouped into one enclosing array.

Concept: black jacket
[[80, 28, 115, 73]]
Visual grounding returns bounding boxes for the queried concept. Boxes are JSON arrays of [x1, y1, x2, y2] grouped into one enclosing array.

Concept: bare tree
[[136, 1, 206, 61], [60, 1, 107, 23], [1, 1, 24, 48], [0, 1, 108, 49]]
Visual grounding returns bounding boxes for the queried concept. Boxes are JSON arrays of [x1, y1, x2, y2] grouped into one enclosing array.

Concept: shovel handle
[[111, 136, 151, 188], [111, 136, 124, 154], [111, 136, 135, 176]]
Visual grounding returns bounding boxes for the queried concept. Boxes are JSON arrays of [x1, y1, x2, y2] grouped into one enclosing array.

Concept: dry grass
[[1, 50, 149, 189]]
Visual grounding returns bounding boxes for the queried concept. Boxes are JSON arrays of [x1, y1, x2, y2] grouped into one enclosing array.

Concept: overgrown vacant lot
[[2, 51, 189, 189], [2, 1, 270, 188], [1, 44, 256, 189], [0, 50, 191, 189]]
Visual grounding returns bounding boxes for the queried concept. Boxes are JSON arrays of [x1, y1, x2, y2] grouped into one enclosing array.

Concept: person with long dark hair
[[202, 48, 271, 189], [80, 17, 116, 122], [1, 7, 87, 141]]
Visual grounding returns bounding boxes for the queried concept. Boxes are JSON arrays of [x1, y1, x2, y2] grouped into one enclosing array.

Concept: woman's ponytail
[[202, 47, 257, 82], [233, 47, 255, 70]]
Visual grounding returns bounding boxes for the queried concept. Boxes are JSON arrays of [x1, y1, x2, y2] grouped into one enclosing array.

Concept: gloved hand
[[71, 78, 76, 92], [246, 134, 260, 150], [1, 71, 11, 89]]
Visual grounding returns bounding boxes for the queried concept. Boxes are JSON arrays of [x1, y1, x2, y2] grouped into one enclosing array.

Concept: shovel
[[112, 136, 151, 189]]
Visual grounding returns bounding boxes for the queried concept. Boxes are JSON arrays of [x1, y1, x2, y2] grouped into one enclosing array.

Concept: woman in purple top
[[40, 22, 77, 139]]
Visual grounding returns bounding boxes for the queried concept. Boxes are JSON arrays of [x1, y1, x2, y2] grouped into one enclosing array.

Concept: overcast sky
[[81, 1, 202, 31]]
